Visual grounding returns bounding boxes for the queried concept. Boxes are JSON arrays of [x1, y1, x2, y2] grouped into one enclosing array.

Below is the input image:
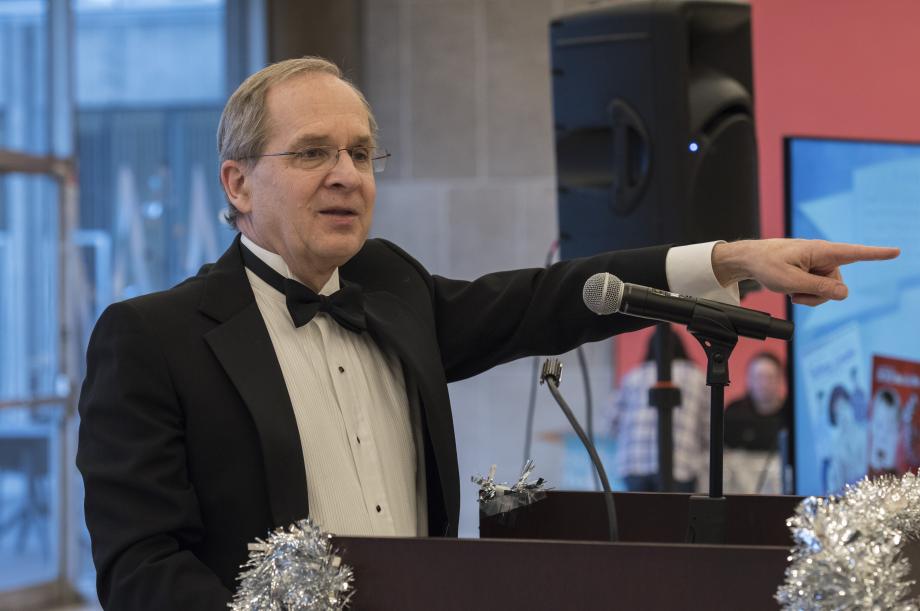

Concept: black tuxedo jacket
[[76, 235, 669, 610]]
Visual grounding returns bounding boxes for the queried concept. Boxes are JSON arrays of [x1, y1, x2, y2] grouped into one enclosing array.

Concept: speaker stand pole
[[649, 324, 681, 492], [685, 304, 738, 544]]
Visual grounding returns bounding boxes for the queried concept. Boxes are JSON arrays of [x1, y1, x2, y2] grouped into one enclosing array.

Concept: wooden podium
[[332, 491, 800, 610]]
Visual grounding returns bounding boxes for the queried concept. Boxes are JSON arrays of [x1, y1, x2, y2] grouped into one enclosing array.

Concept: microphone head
[[583, 272, 624, 315]]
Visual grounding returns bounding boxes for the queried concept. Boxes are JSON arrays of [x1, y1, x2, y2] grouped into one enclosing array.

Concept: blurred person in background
[[724, 352, 790, 493], [607, 330, 710, 493]]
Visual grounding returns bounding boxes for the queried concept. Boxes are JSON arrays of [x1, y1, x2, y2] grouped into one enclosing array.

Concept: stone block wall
[[363, 0, 617, 536]]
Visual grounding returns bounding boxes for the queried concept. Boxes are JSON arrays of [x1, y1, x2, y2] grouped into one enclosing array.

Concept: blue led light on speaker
[[688, 141, 699, 152]]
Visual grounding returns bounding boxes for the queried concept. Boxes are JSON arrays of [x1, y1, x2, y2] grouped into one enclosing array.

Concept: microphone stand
[[684, 303, 738, 544], [540, 358, 618, 542]]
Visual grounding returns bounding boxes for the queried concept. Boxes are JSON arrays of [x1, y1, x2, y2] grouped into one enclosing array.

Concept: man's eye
[[297, 148, 329, 161], [350, 148, 371, 163]]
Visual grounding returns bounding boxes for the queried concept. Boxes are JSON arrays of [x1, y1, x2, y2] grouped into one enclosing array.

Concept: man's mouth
[[320, 207, 358, 217]]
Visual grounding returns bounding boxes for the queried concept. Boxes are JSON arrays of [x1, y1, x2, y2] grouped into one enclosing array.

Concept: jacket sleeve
[[76, 301, 232, 610], [425, 245, 672, 382]]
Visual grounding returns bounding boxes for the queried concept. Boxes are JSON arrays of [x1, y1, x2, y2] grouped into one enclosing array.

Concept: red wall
[[616, 0, 920, 401]]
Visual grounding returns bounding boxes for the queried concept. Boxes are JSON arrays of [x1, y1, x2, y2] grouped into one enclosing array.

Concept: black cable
[[575, 344, 600, 491], [546, 376, 618, 542], [754, 432, 784, 493], [522, 241, 560, 466], [522, 355, 540, 465], [754, 448, 779, 493]]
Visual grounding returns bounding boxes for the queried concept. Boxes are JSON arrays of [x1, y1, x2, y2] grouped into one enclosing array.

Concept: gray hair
[[217, 56, 378, 228]]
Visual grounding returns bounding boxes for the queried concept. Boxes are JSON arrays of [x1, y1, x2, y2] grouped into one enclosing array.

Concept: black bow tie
[[240, 243, 366, 333]]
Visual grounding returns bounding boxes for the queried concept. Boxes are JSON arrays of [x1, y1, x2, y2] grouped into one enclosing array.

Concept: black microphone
[[582, 273, 793, 341]]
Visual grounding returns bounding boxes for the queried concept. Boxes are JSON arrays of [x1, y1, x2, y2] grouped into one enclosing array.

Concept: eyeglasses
[[249, 145, 391, 174]]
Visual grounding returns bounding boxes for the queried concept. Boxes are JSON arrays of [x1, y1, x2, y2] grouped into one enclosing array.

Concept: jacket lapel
[[198, 237, 309, 528], [360, 289, 459, 530]]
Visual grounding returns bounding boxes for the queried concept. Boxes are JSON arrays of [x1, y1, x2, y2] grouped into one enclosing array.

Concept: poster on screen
[[869, 354, 920, 477]]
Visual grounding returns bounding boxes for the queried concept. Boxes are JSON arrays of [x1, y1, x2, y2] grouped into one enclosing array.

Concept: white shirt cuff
[[665, 241, 740, 305]]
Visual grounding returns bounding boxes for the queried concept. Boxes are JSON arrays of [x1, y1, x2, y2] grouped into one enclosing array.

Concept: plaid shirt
[[607, 359, 710, 484]]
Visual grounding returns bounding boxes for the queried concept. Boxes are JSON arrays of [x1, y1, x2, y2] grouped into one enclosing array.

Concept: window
[[0, 1, 67, 597], [0, 0, 260, 605], [75, 0, 233, 300], [71, 0, 235, 598]]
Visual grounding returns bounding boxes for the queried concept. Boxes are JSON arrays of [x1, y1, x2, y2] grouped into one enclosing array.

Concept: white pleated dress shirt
[[240, 236, 735, 537], [242, 235, 426, 537]]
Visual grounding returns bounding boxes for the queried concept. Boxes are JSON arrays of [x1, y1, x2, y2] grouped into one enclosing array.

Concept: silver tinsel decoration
[[472, 460, 548, 516], [777, 472, 920, 610], [229, 518, 354, 611]]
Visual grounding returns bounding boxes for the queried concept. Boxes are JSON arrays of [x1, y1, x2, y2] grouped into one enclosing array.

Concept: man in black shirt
[[725, 352, 789, 451]]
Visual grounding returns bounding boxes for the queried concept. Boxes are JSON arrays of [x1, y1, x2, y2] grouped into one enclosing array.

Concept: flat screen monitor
[[786, 136, 920, 496]]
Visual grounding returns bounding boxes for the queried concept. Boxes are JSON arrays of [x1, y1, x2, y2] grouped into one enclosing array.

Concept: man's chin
[[315, 237, 367, 266]]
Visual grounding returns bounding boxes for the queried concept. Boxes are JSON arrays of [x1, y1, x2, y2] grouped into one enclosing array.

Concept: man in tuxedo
[[76, 57, 899, 610]]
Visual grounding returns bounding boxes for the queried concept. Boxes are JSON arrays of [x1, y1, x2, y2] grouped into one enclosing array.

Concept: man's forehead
[[265, 73, 372, 139], [267, 73, 366, 114]]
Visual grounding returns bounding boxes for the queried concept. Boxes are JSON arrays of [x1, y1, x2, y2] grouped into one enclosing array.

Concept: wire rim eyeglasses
[[245, 145, 391, 174]]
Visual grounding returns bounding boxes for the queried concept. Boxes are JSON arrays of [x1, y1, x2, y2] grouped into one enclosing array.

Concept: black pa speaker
[[551, 0, 760, 259]]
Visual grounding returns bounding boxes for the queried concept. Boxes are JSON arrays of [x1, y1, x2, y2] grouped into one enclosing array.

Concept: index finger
[[817, 242, 900, 266]]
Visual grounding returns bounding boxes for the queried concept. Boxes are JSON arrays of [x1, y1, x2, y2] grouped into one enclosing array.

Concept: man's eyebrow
[[351, 134, 375, 146], [287, 134, 333, 149], [287, 133, 376, 149]]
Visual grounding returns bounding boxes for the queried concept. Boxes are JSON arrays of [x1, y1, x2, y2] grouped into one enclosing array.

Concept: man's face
[[233, 72, 376, 275], [748, 357, 785, 413]]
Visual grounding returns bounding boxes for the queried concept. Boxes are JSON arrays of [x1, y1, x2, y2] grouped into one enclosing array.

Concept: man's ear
[[220, 159, 252, 214]]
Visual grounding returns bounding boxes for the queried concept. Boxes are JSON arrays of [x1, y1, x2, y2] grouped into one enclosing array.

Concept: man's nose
[[325, 150, 362, 188]]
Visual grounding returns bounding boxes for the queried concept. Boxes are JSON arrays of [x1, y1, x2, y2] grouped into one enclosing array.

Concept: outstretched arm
[[712, 239, 900, 306]]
